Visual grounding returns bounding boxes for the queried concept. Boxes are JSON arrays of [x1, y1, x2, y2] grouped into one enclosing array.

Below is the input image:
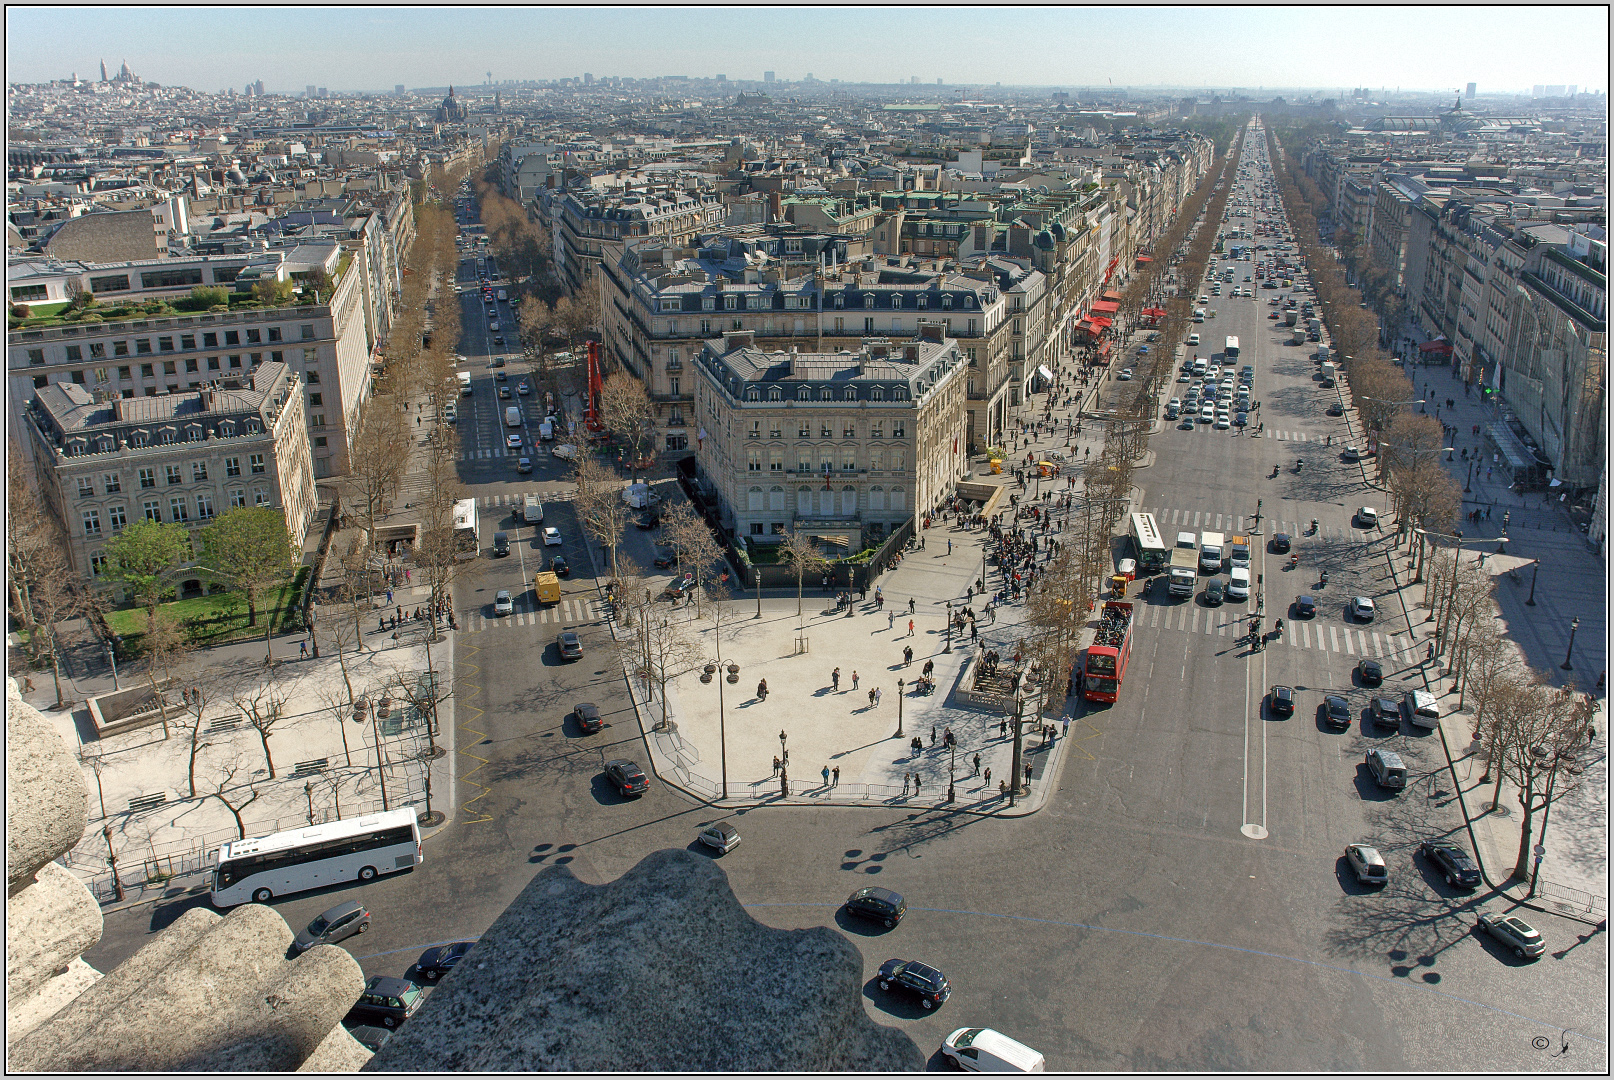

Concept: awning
[[1142, 306, 1167, 318], [1097, 340, 1113, 356], [1090, 315, 1113, 328], [1091, 299, 1121, 314], [1135, 254, 1154, 263], [1036, 364, 1055, 383], [1419, 340, 1452, 354], [1101, 290, 1122, 302]]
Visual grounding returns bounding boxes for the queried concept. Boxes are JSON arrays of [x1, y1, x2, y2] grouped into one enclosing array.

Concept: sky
[[6, 5, 1608, 96]]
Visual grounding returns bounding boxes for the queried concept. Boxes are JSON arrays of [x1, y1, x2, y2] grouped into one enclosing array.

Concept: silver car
[[494, 589, 513, 616], [1344, 844, 1388, 886], [1476, 910, 1545, 959]]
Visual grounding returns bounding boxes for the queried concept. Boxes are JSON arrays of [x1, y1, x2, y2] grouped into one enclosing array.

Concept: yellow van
[[533, 571, 561, 605]]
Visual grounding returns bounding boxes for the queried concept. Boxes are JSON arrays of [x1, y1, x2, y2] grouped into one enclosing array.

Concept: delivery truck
[[1199, 531, 1226, 573], [1169, 532, 1199, 597], [532, 571, 561, 605]]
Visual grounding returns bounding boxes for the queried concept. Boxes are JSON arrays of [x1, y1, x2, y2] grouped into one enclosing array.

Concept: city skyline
[[6, 5, 1607, 96]]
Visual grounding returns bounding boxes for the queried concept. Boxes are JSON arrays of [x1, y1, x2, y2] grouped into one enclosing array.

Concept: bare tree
[[78, 742, 112, 820], [231, 680, 290, 780], [599, 372, 657, 470], [658, 501, 723, 619], [636, 609, 706, 729], [140, 611, 188, 739], [176, 681, 213, 798], [203, 756, 265, 840], [572, 452, 632, 580], [346, 393, 409, 547], [776, 529, 830, 619]]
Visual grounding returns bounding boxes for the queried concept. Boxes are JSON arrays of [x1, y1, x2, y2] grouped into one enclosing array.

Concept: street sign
[[1534, 844, 1546, 857]]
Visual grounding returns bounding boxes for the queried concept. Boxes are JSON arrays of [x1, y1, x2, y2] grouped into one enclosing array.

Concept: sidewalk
[[600, 378, 1115, 818]]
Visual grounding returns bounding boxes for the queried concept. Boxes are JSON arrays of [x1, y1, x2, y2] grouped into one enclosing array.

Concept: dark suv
[[877, 958, 952, 1009], [573, 702, 603, 734], [845, 885, 907, 928], [1294, 595, 1317, 618], [605, 759, 649, 796], [345, 976, 423, 1029], [1419, 840, 1482, 889]]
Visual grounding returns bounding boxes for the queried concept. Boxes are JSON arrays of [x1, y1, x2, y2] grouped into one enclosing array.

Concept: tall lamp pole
[[896, 679, 905, 737], [1561, 617, 1580, 671], [1525, 560, 1540, 606], [1008, 685, 1026, 808]]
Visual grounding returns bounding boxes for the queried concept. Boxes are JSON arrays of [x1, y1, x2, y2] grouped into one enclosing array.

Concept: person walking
[[870, 688, 878, 708], [874, 687, 882, 708], [999, 718, 1008, 737], [913, 774, 922, 795], [832, 667, 841, 691], [1024, 762, 1034, 786], [822, 765, 831, 787], [903, 645, 913, 666], [908, 597, 916, 615], [852, 670, 860, 690], [386, 587, 394, 605], [973, 753, 981, 776], [908, 618, 915, 637], [930, 724, 937, 747], [299, 639, 309, 660], [832, 766, 840, 787], [902, 772, 911, 795], [888, 611, 895, 630], [772, 756, 781, 776], [947, 539, 953, 555], [1062, 715, 1071, 739], [984, 766, 992, 785]]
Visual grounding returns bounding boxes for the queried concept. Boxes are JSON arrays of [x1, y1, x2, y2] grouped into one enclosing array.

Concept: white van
[[941, 1028, 1045, 1073], [1403, 689, 1441, 729], [1192, 309, 1206, 323], [538, 419, 554, 441], [505, 406, 522, 429]]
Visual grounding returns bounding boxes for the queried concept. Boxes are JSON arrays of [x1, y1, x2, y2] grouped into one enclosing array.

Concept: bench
[[128, 792, 168, 814]]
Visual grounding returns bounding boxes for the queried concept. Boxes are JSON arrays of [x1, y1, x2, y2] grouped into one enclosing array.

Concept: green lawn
[[106, 568, 307, 654]]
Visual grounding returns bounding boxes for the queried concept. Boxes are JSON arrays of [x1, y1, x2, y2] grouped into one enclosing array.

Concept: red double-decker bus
[[1082, 600, 1135, 703]]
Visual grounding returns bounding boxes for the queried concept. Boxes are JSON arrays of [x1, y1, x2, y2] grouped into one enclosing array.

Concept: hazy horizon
[[6, 6, 1607, 97]]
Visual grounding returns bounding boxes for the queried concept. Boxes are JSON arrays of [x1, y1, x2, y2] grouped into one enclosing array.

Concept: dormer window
[[834, 295, 844, 309], [218, 421, 235, 436], [798, 385, 810, 401], [768, 387, 782, 402], [187, 425, 203, 441], [917, 295, 927, 309], [864, 293, 875, 309], [964, 295, 975, 308], [724, 294, 737, 310], [820, 388, 832, 401], [702, 296, 715, 311], [871, 386, 884, 401], [659, 298, 679, 312], [746, 387, 760, 402], [942, 295, 953, 310]]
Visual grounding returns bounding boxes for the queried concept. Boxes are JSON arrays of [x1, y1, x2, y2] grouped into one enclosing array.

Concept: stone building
[[22, 360, 316, 586], [690, 329, 969, 550]]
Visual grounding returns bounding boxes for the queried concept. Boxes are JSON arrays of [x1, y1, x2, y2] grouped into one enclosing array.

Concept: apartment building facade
[[550, 183, 727, 295], [22, 360, 316, 586], [690, 330, 969, 549], [8, 248, 375, 479]]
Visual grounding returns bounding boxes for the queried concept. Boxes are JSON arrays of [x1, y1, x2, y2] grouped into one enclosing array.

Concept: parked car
[[1420, 840, 1482, 889], [345, 976, 423, 1029], [1365, 747, 1407, 790], [697, 822, 741, 853], [1342, 445, 1363, 462], [344, 1025, 394, 1053], [1268, 685, 1296, 716], [877, 958, 952, 1009], [652, 547, 678, 570], [1326, 402, 1344, 416], [1118, 368, 1134, 381], [1476, 910, 1545, 958], [604, 758, 649, 796], [844, 885, 906, 928], [1356, 658, 1383, 686], [662, 571, 697, 599], [1370, 696, 1401, 727], [557, 631, 583, 660], [573, 702, 603, 733], [543, 527, 563, 546], [293, 901, 371, 955], [1343, 843, 1388, 887], [416, 940, 478, 981]]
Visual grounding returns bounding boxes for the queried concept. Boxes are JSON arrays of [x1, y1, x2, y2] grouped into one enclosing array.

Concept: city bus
[[211, 807, 421, 907], [1128, 512, 1169, 574], [1082, 600, 1134, 703], [1224, 336, 1240, 361]]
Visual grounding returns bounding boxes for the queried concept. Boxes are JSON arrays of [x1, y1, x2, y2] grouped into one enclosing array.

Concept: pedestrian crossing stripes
[[1142, 603, 1417, 661], [463, 597, 600, 631], [1139, 507, 1375, 543]]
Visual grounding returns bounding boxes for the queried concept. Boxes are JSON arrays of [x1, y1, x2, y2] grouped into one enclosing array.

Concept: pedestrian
[[1000, 718, 1008, 737], [1427, 642, 1435, 661], [772, 755, 781, 776], [902, 773, 911, 795], [832, 667, 841, 691], [405, 569, 411, 585], [832, 766, 840, 787], [870, 688, 877, 708], [1025, 762, 1034, 785], [904, 645, 913, 666], [888, 611, 895, 630], [299, 639, 309, 660], [852, 670, 860, 689], [908, 618, 915, 637], [999, 779, 1008, 797], [1062, 715, 1071, 738], [874, 687, 882, 708], [913, 774, 921, 794], [947, 539, 953, 555], [386, 588, 394, 605], [973, 753, 981, 776], [1484, 505, 1492, 521], [822, 765, 831, 787], [396, 605, 403, 622]]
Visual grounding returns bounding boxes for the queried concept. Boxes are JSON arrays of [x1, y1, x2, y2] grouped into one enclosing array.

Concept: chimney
[[723, 329, 755, 352], [904, 345, 919, 361], [919, 323, 943, 344], [768, 190, 781, 222]]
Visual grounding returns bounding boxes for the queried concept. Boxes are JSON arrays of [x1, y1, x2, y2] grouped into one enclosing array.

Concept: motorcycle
[[1295, 458, 1305, 472]]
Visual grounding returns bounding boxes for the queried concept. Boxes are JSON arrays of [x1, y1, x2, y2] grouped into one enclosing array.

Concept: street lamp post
[[1561, 617, 1580, 671], [779, 729, 788, 767], [1526, 560, 1540, 606], [944, 600, 953, 654], [948, 738, 956, 804], [896, 679, 904, 737], [1007, 685, 1026, 808]]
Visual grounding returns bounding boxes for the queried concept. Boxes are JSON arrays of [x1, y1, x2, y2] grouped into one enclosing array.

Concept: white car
[[505, 433, 524, 450], [941, 1027, 1046, 1073], [1117, 368, 1133, 381], [493, 589, 513, 616], [543, 527, 563, 546], [1199, 405, 1215, 424], [1355, 506, 1378, 527], [1187, 333, 1200, 346], [1351, 596, 1376, 622], [1214, 414, 1231, 430], [696, 823, 741, 853], [1342, 445, 1363, 462], [1227, 566, 1251, 599]]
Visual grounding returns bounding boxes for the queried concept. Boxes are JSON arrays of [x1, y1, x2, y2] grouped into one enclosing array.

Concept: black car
[[1370, 696, 1401, 726], [605, 758, 649, 795], [1356, 658, 1384, 686], [416, 940, 477, 981], [1203, 578, 1225, 606], [344, 1025, 394, 1053], [557, 631, 583, 660], [345, 976, 424, 1029], [551, 554, 569, 577], [574, 701, 603, 733], [1294, 595, 1317, 618], [1323, 694, 1352, 728], [652, 547, 678, 570], [1269, 685, 1296, 716], [1271, 533, 1291, 553], [662, 571, 696, 599], [636, 510, 661, 530], [845, 885, 907, 928], [876, 958, 952, 1010], [1326, 402, 1344, 416], [1420, 840, 1482, 889]]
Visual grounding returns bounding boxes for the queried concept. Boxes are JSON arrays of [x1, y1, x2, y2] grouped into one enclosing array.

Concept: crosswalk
[[473, 492, 551, 509], [1141, 601, 1419, 662], [462, 597, 602, 632], [1138, 506, 1374, 543]]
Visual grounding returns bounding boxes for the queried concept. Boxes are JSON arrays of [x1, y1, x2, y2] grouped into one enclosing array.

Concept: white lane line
[[1343, 628, 1355, 654], [1372, 632, 1385, 658], [1190, 608, 1200, 634], [1301, 622, 1312, 649], [1329, 625, 1340, 653]]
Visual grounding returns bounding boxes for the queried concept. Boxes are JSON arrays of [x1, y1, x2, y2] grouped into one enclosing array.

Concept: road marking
[[1343, 628, 1355, 654], [1329, 626, 1340, 653], [1301, 622, 1311, 649], [1190, 608, 1200, 634]]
